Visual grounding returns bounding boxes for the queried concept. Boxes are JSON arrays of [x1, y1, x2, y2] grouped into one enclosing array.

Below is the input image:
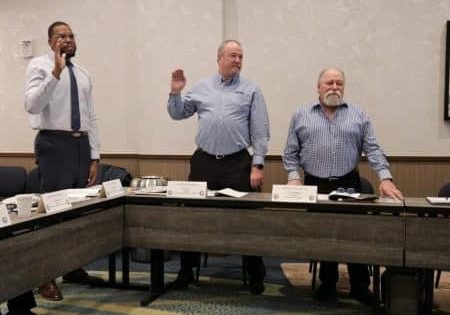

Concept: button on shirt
[[167, 73, 270, 165], [282, 101, 392, 181], [24, 52, 100, 159]]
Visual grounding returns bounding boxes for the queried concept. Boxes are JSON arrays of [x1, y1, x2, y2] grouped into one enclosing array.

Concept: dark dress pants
[[34, 131, 91, 193], [5, 130, 89, 313], [32, 131, 92, 293], [179, 149, 265, 280], [304, 171, 370, 291], [7, 291, 36, 313]]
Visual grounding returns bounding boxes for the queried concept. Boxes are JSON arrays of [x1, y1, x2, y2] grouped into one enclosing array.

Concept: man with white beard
[[282, 67, 403, 305]]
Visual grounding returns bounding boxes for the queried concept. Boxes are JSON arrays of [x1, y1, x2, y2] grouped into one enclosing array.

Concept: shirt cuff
[[90, 151, 100, 160], [378, 169, 393, 182], [252, 155, 264, 165], [288, 171, 301, 181]]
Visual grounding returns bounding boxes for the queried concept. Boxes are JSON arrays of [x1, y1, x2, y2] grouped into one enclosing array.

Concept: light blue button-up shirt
[[168, 73, 270, 165], [282, 101, 392, 181]]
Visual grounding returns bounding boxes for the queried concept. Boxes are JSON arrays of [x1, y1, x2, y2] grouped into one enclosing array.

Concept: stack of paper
[[426, 197, 450, 205]]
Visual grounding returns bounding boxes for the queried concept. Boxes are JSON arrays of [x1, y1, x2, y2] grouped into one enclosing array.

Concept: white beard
[[323, 93, 342, 107]]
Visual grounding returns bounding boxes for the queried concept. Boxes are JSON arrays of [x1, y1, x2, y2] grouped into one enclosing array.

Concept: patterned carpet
[[2, 256, 450, 314]]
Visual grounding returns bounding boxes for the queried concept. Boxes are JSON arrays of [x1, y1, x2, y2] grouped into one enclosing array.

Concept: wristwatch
[[254, 164, 264, 170]]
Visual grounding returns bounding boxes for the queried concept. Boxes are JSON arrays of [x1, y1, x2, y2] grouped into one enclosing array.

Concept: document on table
[[426, 197, 450, 205], [133, 186, 168, 195], [208, 188, 248, 198], [65, 185, 103, 203]]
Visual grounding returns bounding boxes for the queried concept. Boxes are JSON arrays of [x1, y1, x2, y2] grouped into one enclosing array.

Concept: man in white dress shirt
[[23, 21, 102, 302]]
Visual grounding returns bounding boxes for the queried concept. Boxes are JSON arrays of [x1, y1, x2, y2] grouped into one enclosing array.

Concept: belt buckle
[[72, 132, 82, 138], [328, 176, 339, 181], [215, 154, 225, 159]]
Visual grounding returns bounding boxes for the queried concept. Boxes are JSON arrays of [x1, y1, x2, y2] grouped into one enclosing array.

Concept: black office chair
[[434, 182, 450, 288], [95, 164, 132, 186], [26, 167, 40, 193], [26, 164, 132, 193], [0, 166, 27, 198], [310, 176, 375, 291]]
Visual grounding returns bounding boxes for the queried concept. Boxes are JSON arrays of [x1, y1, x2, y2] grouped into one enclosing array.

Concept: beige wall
[[1, 0, 450, 157]]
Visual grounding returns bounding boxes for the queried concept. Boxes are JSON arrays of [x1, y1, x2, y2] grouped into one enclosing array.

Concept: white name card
[[40, 190, 72, 213], [0, 203, 11, 227], [166, 181, 207, 199], [272, 185, 318, 203], [102, 179, 125, 198]]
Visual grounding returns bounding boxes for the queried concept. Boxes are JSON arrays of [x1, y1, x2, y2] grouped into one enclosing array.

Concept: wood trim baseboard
[[2, 153, 450, 197], [1, 152, 450, 162]]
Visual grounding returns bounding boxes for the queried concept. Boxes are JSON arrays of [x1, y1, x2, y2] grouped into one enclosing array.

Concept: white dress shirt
[[25, 52, 100, 159]]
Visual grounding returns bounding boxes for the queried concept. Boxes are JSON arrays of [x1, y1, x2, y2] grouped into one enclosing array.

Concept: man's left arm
[[86, 81, 100, 187], [361, 115, 403, 199], [249, 88, 270, 190]]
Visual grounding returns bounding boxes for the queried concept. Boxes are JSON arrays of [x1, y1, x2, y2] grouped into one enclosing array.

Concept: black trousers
[[25, 131, 92, 306], [304, 170, 370, 290], [34, 131, 91, 193], [179, 149, 265, 280], [7, 290, 36, 312]]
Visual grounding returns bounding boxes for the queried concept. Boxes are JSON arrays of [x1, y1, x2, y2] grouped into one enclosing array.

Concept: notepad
[[328, 191, 378, 202], [209, 188, 248, 198], [426, 197, 450, 205]]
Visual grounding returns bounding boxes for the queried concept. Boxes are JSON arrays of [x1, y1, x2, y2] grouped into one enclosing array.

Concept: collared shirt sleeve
[[282, 111, 302, 181], [361, 113, 392, 181], [250, 87, 270, 165], [87, 79, 100, 160], [167, 92, 198, 120], [24, 58, 59, 114]]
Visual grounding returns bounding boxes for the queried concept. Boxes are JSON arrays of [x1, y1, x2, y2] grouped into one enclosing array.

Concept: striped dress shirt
[[282, 101, 392, 181]]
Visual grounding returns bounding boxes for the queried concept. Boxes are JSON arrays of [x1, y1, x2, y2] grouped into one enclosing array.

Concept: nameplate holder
[[166, 181, 207, 199], [39, 190, 72, 213], [272, 185, 318, 203], [0, 203, 12, 227], [101, 179, 125, 198]]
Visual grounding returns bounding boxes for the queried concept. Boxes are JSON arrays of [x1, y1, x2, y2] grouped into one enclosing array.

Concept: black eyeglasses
[[51, 33, 75, 40]]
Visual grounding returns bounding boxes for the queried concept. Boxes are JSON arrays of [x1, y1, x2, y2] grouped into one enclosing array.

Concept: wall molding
[[1, 153, 450, 197], [2, 152, 450, 163]]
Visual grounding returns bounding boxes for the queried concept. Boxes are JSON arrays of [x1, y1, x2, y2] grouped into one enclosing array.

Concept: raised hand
[[171, 69, 187, 94], [52, 37, 67, 80]]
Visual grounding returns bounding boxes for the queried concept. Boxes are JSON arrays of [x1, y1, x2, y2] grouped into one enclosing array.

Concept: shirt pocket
[[225, 90, 252, 115]]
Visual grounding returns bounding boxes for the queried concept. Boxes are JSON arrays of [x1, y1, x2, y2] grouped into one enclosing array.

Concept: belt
[[197, 148, 247, 160], [40, 130, 88, 138], [304, 169, 359, 182]]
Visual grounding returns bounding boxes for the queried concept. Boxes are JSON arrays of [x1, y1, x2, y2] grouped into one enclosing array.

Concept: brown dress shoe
[[62, 268, 104, 285], [38, 280, 63, 301]]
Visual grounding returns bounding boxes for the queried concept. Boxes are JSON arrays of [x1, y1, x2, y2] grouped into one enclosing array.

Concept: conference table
[[1, 192, 448, 314]]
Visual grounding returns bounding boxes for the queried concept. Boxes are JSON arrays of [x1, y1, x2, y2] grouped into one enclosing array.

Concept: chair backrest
[[0, 166, 27, 197], [360, 177, 375, 194], [26, 167, 41, 193], [438, 182, 450, 197], [95, 164, 132, 186]]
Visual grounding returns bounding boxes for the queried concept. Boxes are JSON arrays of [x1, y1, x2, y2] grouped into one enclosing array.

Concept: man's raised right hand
[[171, 69, 187, 94]]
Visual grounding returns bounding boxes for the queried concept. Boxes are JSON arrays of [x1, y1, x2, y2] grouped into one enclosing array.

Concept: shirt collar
[[215, 73, 240, 86], [47, 51, 76, 67], [312, 100, 348, 112]]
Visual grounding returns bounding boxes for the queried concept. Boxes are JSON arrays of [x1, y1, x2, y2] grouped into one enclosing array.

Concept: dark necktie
[[66, 60, 81, 131]]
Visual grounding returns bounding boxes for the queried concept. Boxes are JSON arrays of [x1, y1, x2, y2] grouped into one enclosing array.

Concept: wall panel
[[2, 153, 450, 197]]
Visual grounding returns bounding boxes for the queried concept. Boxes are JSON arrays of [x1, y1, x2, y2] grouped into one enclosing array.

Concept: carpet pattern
[[2, 256, 450, 314]]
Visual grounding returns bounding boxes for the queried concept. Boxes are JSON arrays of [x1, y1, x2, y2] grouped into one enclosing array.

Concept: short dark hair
[[48, 21, 69, 39]]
